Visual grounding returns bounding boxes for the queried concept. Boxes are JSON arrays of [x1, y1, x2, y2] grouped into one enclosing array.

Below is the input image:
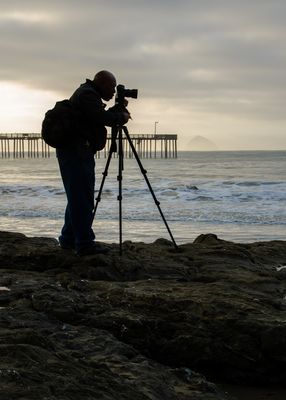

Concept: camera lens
[[125, 89, 138, 99]]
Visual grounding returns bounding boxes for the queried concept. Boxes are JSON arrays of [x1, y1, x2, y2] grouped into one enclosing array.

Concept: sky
[[0, 0, 285, 150]]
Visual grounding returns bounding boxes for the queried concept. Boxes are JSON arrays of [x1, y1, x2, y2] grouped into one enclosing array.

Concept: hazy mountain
[[187, 135, 217, 151]]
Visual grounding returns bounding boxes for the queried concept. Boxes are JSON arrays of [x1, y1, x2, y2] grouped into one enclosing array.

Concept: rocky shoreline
[[1, 231, 286, 399]]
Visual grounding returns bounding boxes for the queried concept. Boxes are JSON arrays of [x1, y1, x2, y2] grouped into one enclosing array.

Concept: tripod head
[[110, 84, 138, 152]]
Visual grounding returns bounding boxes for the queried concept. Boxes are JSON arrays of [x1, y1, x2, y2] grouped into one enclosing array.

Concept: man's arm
[[76, 89, 128, 127]]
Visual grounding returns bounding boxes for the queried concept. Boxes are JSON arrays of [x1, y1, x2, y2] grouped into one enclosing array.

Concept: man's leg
[[57, 148, 95, 251], [59, 205, 75, 248]]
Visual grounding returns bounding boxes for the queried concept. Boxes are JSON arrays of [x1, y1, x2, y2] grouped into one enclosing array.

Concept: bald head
[[93, 70, 117, 101]]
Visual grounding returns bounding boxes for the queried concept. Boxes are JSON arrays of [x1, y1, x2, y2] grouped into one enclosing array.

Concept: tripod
[[92, 124, 178, 255]]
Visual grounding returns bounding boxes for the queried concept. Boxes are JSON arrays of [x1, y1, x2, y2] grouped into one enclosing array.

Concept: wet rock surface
[[1, 231, 286, 399]]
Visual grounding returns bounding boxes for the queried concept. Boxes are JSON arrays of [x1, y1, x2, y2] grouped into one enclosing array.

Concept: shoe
[[76, 243, 110, 256], [59, 242, 74, 250]]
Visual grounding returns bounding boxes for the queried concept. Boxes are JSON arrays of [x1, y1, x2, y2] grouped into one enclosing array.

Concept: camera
[[116, 84, 138, 107]]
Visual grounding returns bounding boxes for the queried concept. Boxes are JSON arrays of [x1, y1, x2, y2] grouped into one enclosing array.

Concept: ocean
[[0, 151, 285, 244]]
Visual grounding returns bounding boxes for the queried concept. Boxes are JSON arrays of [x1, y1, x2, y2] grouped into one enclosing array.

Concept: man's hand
[[108, 104, 131, 125]]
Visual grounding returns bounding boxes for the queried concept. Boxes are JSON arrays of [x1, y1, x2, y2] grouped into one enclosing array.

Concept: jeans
[[57, 144, 95, 251]]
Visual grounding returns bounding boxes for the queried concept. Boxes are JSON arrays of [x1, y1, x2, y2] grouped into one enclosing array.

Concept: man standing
[[57, 70, 129, 256]]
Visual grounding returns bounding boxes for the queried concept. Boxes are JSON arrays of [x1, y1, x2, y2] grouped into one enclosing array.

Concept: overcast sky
[[0, 0, 285, 150]]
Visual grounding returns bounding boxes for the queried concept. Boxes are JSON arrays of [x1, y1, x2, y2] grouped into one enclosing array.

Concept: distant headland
[[187, 135, 217, 151]]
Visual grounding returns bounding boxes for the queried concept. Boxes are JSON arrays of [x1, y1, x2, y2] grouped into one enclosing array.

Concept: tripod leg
[[92, 130, 117, 223], [122, 126, 178, 250], [117, 127, 124, 255]]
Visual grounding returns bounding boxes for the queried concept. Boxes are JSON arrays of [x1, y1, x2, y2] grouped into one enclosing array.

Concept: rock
[[1, 231, 286, 399], [187, 135, 217, 151]]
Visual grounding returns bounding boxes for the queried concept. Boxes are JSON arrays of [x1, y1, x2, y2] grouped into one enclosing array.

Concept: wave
[[2, 210, 285, 226], [240, 181, 283, 187], [0, 185, 64, 197], [1, 181, 286, 204], [222, 180, 285, 187], [1, 176, 286, 229]]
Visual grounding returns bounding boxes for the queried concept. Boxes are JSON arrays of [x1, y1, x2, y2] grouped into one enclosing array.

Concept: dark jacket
[[69, 79, 123, 152]]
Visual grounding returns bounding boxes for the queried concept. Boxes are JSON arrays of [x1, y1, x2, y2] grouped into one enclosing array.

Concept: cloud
[[0, 0, 286, 149]]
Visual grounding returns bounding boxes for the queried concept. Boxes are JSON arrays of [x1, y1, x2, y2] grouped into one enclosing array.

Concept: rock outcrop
[[1, 231, 286, 399]]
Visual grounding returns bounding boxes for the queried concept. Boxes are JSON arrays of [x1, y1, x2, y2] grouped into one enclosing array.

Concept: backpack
[[41, 99, 107, 151], [41, 100, 81, 149]]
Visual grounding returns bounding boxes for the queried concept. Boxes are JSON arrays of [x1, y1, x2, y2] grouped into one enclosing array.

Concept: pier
[[0, 133, 177, 159]]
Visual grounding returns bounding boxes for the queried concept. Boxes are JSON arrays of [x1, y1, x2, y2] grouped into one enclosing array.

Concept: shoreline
[[1, 219, 285, 246]]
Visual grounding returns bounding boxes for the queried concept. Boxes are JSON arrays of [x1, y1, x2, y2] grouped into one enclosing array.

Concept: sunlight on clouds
[[187, 69, 222, 82], [140, 38, 196, 56], [0, 82, 58, 132], [140, 43, 169, 55], [0, 11, 59, 24]]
